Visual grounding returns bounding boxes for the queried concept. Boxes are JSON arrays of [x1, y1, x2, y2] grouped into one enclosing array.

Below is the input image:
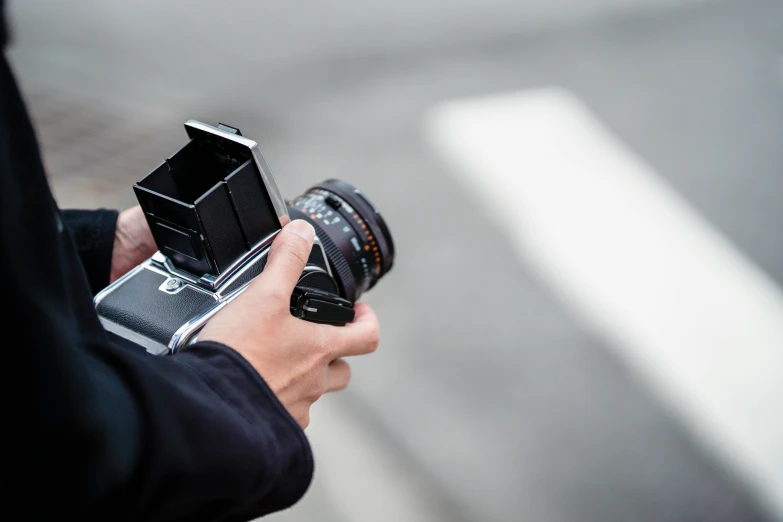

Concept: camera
[[94, 121, 394, 355]]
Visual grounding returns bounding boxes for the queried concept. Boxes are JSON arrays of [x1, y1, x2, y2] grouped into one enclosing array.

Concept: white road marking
[[426, 87, 783, 518]]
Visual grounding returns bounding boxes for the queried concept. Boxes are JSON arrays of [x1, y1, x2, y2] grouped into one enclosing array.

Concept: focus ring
[[288, 207, 357, 303], [313, 222, 357, 303]]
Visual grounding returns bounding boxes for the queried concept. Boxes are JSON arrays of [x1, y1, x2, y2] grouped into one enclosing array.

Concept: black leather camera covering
[[97, 269, 216, 347]]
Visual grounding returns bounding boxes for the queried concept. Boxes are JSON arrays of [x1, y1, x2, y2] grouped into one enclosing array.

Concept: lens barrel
[[288, 179, 394, 303]]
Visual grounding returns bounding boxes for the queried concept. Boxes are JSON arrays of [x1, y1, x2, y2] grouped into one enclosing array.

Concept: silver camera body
[[95, 121, 350, 355]]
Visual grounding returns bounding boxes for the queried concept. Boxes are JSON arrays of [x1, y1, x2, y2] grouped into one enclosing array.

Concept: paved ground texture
[[6, 1, 783, 521]]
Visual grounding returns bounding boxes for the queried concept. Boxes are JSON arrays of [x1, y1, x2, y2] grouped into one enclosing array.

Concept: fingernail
[[288, 219, 315, 242]]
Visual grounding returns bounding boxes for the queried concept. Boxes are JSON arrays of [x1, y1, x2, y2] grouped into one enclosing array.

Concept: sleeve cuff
[[62, 209, 118, 294], [173, 340, 314, 514]]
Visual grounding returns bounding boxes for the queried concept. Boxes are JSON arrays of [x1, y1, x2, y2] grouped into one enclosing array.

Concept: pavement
[[6, 0, 783, 521]]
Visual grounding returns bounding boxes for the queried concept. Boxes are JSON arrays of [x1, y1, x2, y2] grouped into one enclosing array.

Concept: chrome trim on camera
[[200, 230, 280, 289], [214, 247, 271, 299], [100, 317, 170, 356], [167, 260, 331, 353], [150, 234, 332, 295], [150, 231, 286, 292], [141, 264, 216, 300], [168, 294, 234, 353], [301, 264, 328, 275], [184, 120, 290, 227], [97, 121, 339, 356], [150, 252, 199, 284]]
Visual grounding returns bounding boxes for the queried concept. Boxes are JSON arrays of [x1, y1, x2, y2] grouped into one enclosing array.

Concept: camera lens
[[288, 179, 395, 303]]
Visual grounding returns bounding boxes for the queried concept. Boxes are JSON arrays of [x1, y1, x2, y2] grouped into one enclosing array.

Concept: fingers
[[111, 206, 157, 283], [347, 302, 378, 331], [308, 302, 380, 358], [343, 303, 380, 356], [326, 359, 351, 392], [251, 220, 315, 302]]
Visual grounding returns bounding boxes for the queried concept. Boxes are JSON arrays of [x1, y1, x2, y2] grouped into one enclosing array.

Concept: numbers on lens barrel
[[289, 191, 380, 288]]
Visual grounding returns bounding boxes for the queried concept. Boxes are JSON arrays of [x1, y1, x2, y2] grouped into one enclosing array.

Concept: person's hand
[[111, 206, 156, 283], [198, 220, 380, 428]]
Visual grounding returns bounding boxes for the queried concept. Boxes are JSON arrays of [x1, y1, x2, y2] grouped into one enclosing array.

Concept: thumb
[[251, 219, 315, 302]]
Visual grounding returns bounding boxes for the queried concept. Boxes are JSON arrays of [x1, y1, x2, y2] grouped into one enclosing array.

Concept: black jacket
[[1, 7, 313, 521]]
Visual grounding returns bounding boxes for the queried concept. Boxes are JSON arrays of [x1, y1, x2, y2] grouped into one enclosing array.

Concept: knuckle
[[365, 326, 381, 352], [314, 328, 337, 359], [340, 364, 352, 389], [308, 381, 326, 402]]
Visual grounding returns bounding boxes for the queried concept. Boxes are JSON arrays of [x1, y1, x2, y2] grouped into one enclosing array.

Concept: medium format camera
[[95, 121, 394, 355]]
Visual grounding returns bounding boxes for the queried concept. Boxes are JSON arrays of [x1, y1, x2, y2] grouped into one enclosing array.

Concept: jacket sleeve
[[71, 338, 315, 521], [8, 277, 314, 522], [61, 208, 118, 294], [2, 50, 313, 522]]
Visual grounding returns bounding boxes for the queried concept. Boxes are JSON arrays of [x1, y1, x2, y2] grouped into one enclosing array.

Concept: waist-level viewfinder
[[134, 122, 282, 277]]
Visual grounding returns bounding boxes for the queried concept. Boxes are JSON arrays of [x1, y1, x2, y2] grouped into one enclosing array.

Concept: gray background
[[6, 0, 783, 520]]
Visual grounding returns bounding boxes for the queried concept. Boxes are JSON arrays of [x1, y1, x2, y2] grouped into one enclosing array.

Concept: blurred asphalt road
[[6, 0, 783, 521]]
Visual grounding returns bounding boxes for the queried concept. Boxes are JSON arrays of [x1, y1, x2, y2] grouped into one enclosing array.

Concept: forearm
[[103, 341, 313, 521], [4, 48, 313, 522], [18, 335, 312, 522], [62, 206, 157, 294], [160, 342, 314, 519]]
